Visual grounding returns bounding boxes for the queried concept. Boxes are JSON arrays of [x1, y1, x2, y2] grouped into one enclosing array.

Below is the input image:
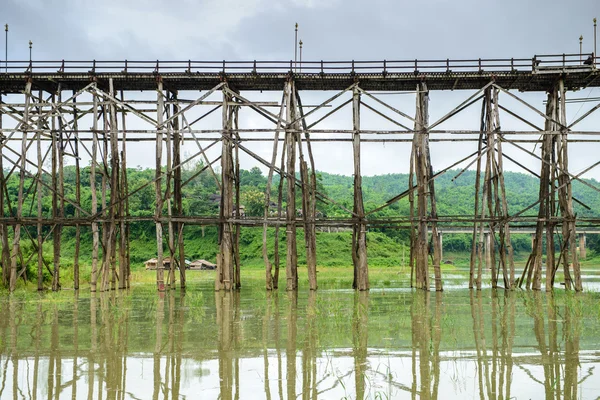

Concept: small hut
[[189, 259, 216, 270], [145, 257, 174, 270]]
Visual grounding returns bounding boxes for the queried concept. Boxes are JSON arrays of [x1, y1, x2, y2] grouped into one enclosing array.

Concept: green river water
[[1, 271, 600, 399]]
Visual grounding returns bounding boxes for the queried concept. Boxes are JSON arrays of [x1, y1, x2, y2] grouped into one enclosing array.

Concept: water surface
[[1, 279, 600, 399]]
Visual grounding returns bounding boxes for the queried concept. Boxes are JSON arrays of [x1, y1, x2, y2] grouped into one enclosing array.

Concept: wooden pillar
[[411, 83, 440, 290], [485, 232, 492, 272], [72, 92, 81, 290], [156, 79, 165, 291], [119, 90, 129, 289], [53, 89, 66, 291], [165, 91, 176, 289], [217, 86, 235, 291], [233, 100, 241, 289], [438, 232, 443, 263], [556, 80, 582, 291], [172, 91, 186, 289], [36, 90, 44, 291], [526, 80, 581, 291], [90, 86, 100, 292], [263, 91, 286, 290], [579, 233, 586, 259], [103, 78, 120, 292], [293, 85, 318, 290], [285, 79, 298, 291], [9, 81, 32, 291], [352, 86, 368, 291], [0, 92, 9, 288]]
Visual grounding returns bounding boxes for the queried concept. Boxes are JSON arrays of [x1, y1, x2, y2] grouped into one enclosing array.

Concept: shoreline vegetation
[[1, 165, 600, 291]]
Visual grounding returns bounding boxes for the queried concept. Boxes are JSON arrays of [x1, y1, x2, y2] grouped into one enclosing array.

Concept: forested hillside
[[2, 164, 600, 274]]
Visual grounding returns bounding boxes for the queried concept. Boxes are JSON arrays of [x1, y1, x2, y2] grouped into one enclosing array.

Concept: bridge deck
[[0, 55, 598, 92]]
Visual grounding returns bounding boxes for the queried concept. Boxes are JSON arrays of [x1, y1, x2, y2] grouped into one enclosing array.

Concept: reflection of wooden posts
[[274, 293, 284, 399], [579, 233, 586, 259], [153, 294, 165, 399], [526, 292, 581, 398], [72, 294, 79, 397], [216, 292, 234, 400], [471, 290, 516, 400], [352, 86, 369, 291], [286, 292, 298, 399], [89, 293, 98, 396], [302, 291, 318, 399], [470, 291, 486, 399], [262, 292, 273, 398], [352, 291, 369, 400], [563, 296, 581, 399], [411, 291, 432, 399]]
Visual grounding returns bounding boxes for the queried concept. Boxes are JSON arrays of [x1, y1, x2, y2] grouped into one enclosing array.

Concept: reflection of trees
[[470, 290, 515, 400], [410, 291, 442, 400], [524, 292, 583, 400]]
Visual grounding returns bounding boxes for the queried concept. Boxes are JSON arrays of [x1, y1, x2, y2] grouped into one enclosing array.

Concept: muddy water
[[0, 284, 599, 399]]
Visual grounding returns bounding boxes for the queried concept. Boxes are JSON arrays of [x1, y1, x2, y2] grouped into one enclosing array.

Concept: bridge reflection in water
[[0, 288, 598, 399]]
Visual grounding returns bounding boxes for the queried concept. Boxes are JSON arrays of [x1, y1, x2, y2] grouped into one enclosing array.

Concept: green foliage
[[4, 163, 600, 287]]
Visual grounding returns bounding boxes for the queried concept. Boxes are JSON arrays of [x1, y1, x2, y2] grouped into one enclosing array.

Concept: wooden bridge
[[0, 53, 599, 293]]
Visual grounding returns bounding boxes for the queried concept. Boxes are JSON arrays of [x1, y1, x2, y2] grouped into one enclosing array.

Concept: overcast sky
[[2, 0, 600, 179]]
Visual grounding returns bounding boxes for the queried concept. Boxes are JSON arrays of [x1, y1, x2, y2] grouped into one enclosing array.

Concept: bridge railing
[[0, 54, 596, 75]]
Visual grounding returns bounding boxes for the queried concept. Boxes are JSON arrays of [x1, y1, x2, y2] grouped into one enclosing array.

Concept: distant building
[[189, 259, 217, 270]]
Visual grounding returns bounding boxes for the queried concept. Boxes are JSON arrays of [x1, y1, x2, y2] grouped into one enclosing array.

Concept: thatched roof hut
[[189, 259, 216, 270], [144, 257, 174, 270]]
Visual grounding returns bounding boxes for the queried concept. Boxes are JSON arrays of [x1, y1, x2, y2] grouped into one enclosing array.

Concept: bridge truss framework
[[1, 55, 599, 292]]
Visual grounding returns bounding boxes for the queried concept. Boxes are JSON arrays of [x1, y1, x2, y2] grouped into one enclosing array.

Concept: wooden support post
[[119, 90, 129, 289], [556, 80, 582, 291], [352, 86, 368, 291], [100, 104, 109, 291], [411, 83, 440, 290], [233, 99, 241, 289], [36, 90, 44, 291], [73, 92, 81, 290], [438, 232, 443, 262], [100, 78, 120, 292], [285, 79, 298, 291], [263, 92, 286, 290], [485, 232, 492, 272], [294, 88, 318, 290], [52, 90, 63, 292], [10, 81, 32, 291], [469, 131, 484, 289], [165, 91, 176, 289], [156, 80, 165, 292], [171, 91, 186, 289], [579, 233, 586, 259], [217, 86, 235, 291], [90, 86, 100, 292], [472, 86, 514, 289], [292, 84, 317, 290], [0, 92, 9, 288]]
